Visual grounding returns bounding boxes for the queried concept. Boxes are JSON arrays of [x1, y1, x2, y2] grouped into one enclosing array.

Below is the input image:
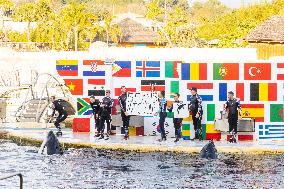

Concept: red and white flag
[[277, 63, 284, 80], [244, 63, 271, 80]]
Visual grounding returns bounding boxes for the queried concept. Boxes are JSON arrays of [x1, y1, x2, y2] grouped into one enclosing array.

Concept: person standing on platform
[[188, 87, 203, 140], [50, 96, 68, 136], [89, 95, 101, 137], [223, 91, 242, 143], [156, 90, 167, 142], [168, 93, 183, 142], [99, 90, 113, 140], [118, 86, 131, 140]]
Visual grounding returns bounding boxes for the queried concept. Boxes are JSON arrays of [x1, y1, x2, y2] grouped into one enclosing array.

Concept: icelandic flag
[[136, 61, 160, 77], [83, 60, 105, 77]]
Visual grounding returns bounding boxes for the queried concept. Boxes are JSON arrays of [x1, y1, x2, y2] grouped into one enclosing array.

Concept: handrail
[[0, 173, 23, 189]]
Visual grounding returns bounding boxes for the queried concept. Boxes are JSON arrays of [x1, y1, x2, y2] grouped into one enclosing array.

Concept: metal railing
[[0, 172, 23, 189]]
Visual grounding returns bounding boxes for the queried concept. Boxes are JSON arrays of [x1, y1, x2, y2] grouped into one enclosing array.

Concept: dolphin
[[38, 131, 63, 155], [200, 140, 217, 159]]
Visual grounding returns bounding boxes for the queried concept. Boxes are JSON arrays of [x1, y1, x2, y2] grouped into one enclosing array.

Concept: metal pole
[[0, 173, 23, 189]]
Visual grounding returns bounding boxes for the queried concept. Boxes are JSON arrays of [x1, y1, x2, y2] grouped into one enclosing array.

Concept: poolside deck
[[1, 124, 284, 154]]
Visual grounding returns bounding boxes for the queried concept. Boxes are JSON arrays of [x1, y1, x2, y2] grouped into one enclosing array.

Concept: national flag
[[207, 104, 215, 121], [259, 124, 284, 139], [112, 61, 131, 77], [77, 98, 92, 115], [165, 61, 181, 78], [181, 63, 207, 80], [56, 60, 78, 76], [202, 124, 221, 140], [170, 81, 179, 98], [187, 83, 213, 101], [244, 63, 271, 80], [277, 63, 284, 80], [219, 83, 244, 101], [270, 104, 284, 122], [250, 83, 277, 101], [114, 87, 136, 96], [88, 90, 105, 97], [241, 104, 264, 122], [88, 79, 105, 90], [83, 60, 105, 77], [136, 61, 160, 77], [213, 63, 239, 80], [141, 80, 165, 91], [72, 118, 90, 132], [182, 122, 191, 139], [64, 79, 83, 95]]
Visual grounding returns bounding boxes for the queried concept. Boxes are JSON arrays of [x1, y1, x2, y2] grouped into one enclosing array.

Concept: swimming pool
[[0, 140, 283, 189]]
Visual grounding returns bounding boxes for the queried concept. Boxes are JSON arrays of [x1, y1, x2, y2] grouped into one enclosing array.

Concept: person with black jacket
[[223, 91, 242, 143], [89, 95, 101, 137], [156, 91, 167, 142], [188, 87, 203, 140], [50, 96, 68, 136], [118, 86, 130, 140], [168, 93, 183, 142], [99, 90, 113, 140]]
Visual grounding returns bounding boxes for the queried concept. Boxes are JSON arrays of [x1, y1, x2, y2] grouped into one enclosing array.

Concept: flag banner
[[172, 102, 189, 118], [182, 122, 191, 139], [277, 63, 284, 80], [207, 104, 215, 121], [141, 80, 165, 91], [88, 79, 105, 91], [181, 63, 207, 80], [136, 61, 160, 77], [114, 87, 136, 97], [112, 61, 131, 77], [241, 104, 264, 122], [56, 60, 78, 76], [88, 90, 105, 97], [270, 104, 284, 122], [202, 124, 221, 140], [144, 117, 175, 137], [187, 83, 213, 101], [250, 83, 277, 101], [77, 98, 92, 115], [219, 83, 244, 101], [165, 61, 181, 78], [83, 60, 105, 76], [244, 63, 271, 80], [64, 79, 83, 95], [213, 63, 239, 80], [169, 81, 179, 98], [259, 124, 284, 139], [72, 118, 90, 132]]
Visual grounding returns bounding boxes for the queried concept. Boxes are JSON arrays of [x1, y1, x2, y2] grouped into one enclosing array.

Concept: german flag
[[242, 104, 264, 122], [250, 83, 277, 101]]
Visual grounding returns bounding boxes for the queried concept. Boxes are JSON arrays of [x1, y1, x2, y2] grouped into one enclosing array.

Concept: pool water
[[0, 140, 283, 189]]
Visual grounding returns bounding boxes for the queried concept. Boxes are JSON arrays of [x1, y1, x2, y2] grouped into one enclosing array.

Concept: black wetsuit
[[224, 98, 242, 133], [100, 96, 113, 134], [168, 101, 183, 139], [159, 98, 167, 140], [52, 100, 68, 130], [189, 94, 203, 138], [90, 100, 101, 132], [118, 92, 130, 136]]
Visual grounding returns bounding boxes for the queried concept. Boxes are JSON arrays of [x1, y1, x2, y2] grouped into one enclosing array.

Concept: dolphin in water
[[38, 131, 63, 155], [200, 140, 217, 159]]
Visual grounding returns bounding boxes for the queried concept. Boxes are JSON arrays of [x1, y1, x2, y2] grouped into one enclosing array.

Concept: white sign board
[[126, 92, 159, 116], [173, 102, 189, 118]]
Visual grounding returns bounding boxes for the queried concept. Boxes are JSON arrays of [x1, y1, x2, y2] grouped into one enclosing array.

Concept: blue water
[[0, 141, 283, 189]]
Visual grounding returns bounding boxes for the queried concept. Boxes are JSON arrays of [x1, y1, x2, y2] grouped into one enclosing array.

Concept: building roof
[[245, 16, 284, 43]]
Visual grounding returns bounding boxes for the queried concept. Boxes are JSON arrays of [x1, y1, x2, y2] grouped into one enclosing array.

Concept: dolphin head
[[200, 140, 217, 159], [39, 131, 62, 155]]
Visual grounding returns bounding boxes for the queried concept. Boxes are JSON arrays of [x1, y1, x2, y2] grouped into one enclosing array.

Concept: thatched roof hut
[[245, 15, 284, 43]]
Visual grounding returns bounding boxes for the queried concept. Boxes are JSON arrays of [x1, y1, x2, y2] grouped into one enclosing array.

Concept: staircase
[[18, 98, 48, 122]]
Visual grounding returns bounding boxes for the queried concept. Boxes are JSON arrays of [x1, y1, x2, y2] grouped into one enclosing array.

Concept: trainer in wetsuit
[[157, 90, 167, 142], [50, 96, 68, 132], [118, 86, 130, 140], [168, 93, 183, 142], [223, 91, 242, 142], [188, 87, 203, 140], [89, 95, 101, 137], [99, 90, 113, 139]]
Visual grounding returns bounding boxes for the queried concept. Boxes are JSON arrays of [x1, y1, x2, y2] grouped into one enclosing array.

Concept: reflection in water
[[0, 141, 283, 189]]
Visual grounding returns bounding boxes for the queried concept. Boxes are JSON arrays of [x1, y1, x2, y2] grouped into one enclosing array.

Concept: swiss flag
[[244, 63, 271, 80]]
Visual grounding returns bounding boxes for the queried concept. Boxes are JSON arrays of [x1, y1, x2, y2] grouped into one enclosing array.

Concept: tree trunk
[[74, 21, 78, 51], [27, 21, 31, 42]]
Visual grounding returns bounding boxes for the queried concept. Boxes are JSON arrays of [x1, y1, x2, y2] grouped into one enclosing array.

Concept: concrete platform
[[1, 125, 284, 154]]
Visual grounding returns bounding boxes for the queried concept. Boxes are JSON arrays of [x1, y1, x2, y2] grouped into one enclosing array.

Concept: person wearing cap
[[188, 87, 203, 140], [99, 90, 113, 140], [223, 91, 242, 143], [118, 86, 131, 140], [167, 93, 183, 142], [89, 95, 101, 137]]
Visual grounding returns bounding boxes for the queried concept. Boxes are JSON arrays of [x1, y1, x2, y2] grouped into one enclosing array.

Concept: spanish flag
[[242, 104, 264, 122]]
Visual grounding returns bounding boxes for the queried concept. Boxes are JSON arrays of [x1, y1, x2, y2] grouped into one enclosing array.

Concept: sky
[[189, 0, 273, 8]]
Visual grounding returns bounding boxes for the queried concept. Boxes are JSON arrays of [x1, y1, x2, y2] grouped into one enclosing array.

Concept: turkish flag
[[244, 63, 271, 80]]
